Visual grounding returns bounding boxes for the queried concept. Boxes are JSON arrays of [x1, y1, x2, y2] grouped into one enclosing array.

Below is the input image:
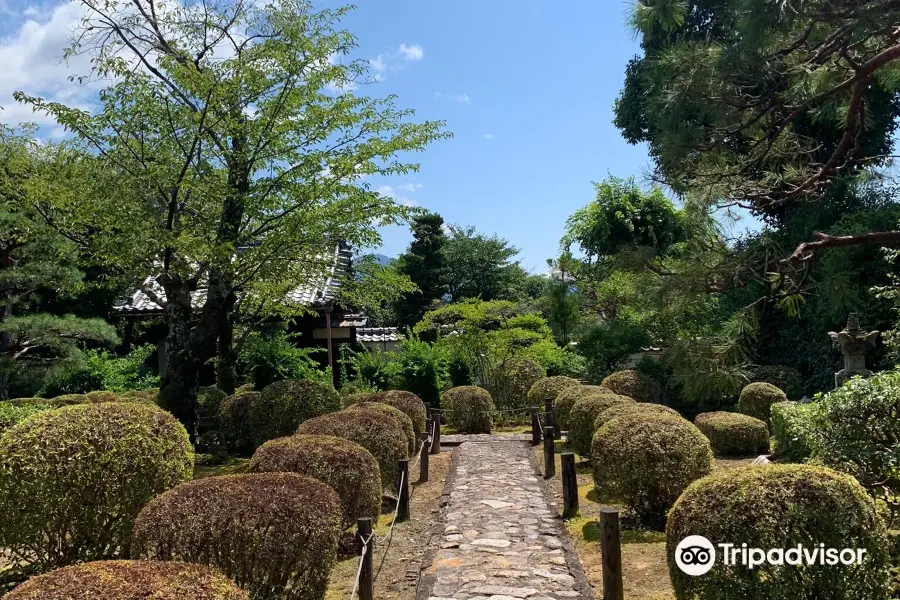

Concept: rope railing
[[373, 468, 406, 582], [349, 532, 375, 600]]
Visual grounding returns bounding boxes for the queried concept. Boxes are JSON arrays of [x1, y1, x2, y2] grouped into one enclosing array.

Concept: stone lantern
[[828, 313, 879, 388]]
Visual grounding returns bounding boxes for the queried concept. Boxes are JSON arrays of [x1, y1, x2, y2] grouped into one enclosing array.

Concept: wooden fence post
[[397, 459, 410, 522], [544, 399, 556, 438], [561, 452, 579, 517], [531, 407, 541, 446], [357, 517, 374, 600], [419, 431, 430, 483], [430, 410, 441, 455], [600, 508, 624, 600], [543, 426, 555, 479]]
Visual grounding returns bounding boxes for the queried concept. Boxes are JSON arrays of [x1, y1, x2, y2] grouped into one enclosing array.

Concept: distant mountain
[[353, 253, 392, 267]]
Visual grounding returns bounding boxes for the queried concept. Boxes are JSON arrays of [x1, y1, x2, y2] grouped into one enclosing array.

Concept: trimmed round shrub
[[249, 434, 381, 529], [217, 391, 260, 455], [667, 465, 890, 600], [568, 392, 634, 456], [297, 409, 408, 491], [593, 402, 682, 431], [737, 381, 787, 422], [369, 390, 427, 437], [235, 383, 255, 394], [46, 393, 88, 405], [527, 376, 580, 408], [84, 390, 119, 403], [442, 386, 495, 434], [4, 560, 248, 600], [554, 385, 613, 431], [592, 414, 712, 527], [694, 411, 769, 456], [601, 370, 661, 403], [346, 401, 416, 454], [751, 364, 804, 399], [342, 392, 375, 408], [134, 473, 341, 600], [197, 386, 228, 433], [0, 403, 193, 574], [0, 401, 53, 434], [494, 357, 546, 411], [771, 400, 818, 462], [252, 379, 341, 447]]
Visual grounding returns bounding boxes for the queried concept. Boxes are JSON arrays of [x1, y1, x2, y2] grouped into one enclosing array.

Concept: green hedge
[[601, 369, 661, 403], [568, 393, 634, 456], [750, 364, 804, 399], [592, 414, 711, 527], [369, 390, 427, 437], [771, 401, 819, 462], [134, 473, 341, 600], [668, 465, 890, 600], [0, 401, 54, 434], [197, 386, 228, 434], [593, 402, 682, 431], [554, 385, 612, 431], [0, 403, 193, 575], [217, 391, 260, 456], [694, 411, 769, 456], [737, 382, 787, 423], [527, 376, 580, 409], [442, 386, 495, 434], [252, 379, 341, 447], [4, 560, 247, 600], [347, 402, 416, 454]]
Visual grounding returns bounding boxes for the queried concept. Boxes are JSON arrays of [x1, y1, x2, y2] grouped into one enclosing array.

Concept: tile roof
[[356, 327, 404, 343], [113, 243, 352, 315]]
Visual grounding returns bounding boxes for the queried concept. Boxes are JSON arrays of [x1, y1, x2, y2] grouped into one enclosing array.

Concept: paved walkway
[[424, 440, 589, 600]]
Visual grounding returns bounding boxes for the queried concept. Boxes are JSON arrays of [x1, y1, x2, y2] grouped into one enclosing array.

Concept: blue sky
[[0, 0, 681, 272]]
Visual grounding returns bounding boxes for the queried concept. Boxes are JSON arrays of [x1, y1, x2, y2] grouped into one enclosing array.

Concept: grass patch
[[193, 457, 250, 479]]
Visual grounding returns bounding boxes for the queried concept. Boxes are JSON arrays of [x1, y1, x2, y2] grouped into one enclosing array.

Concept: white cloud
[[433, 91, 471, 104], [456, 94, 470, 104], [483, 134, 495, 140], [397, 183, 423, 193], [398, 43, 424, 61], [376, 184, 417, 207]]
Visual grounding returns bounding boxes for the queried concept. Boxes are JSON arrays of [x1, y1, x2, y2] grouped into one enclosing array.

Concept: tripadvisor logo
[[675, 536, 868, 576]]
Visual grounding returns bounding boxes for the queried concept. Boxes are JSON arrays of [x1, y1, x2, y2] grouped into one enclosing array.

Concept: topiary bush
[[771, 400, 819, 462], [601, 369, 661, 403], [369, 390, 427, 437], [4, 560, 248, 600], [527, 376, 580, 409], [252, 379, 341, 447], [218, 391, 260, 456], [249, 434, 381, 530], [568, 392, 634, 456], [592, 413, 712, 527], [0, 403, 193, 575], [750, 364, 804, 399], [593, 402, 682, 431], [442, 386, 495, 434], [667, 465, 890, 600], [134, 473, 341, 600], [694, 411, 769, 456], [554, 385, 613, 431], [346, 401, 416, 454], [46, 393, 88, 405], [84, 390, 119, 403], [197, 386, 228, 433], [737, 382, 787, 423], [0, 401, 53, 434], [297, 409, 408, 491]]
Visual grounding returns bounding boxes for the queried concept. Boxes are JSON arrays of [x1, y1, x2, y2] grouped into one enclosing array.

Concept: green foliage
[[770, 400, 819, 462], [442, 386, 494, 434], [569, 393, 634, 456], [134, 473, 341, 600], [347, 402, 416, 454], [553, 385, 610, 431], [579, 319, 651, 382], [601, 370, 662, 403], [338, 256, 417, 328], [527, 376, 581, 407], [250, 434, 382, 530], [83, 345, 159, 393], [395, 213, 449, 328], [251, 379, 341, 448], [592, 402, 682, 431], [238, 330, 329, 390], [4, 561, 248, 600], [197, 386, 228, 435], [389, 339, 447, 409], [592, 413, 712, 528], [750, 365, 804, 399], [366, 390, 428, 437], [443, 225, 523, 302], [0, 403, 193, 576], [217, 392, 260, 456], [491, 357, 546, 414], [737, 382, 787, 423], [348, 349, 395, 391], [694, 411, 769, 456], [668, 465, 890, 600], [0, 401, 53, 434]]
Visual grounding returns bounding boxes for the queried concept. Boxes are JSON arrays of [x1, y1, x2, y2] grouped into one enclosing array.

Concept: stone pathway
[[441, 434, 532, 446], [423, 440, 589, 600]]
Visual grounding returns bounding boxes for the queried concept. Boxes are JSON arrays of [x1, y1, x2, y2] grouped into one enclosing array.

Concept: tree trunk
[[216, 311, 237, 394], [156, 280, 203, 436]]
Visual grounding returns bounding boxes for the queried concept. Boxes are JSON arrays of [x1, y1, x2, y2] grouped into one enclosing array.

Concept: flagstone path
[[422, 440, 591, 600]]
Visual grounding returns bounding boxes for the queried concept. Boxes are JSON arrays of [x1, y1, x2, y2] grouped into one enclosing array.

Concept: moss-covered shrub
[[346, 402, 416, 454], [592, 402, 682, 431], [4, 560, 248, 600], [554, 385, 612, 431], [0, 403, 193, 574], [369, 390, 427, 437], [750, 364, 804, 399], [236, 383, 255, 394], [197, 386, 228, 432], [442, 386, 495, 434], [527, 376, 580, 409], [694, 411, 769, 456], [0, 401, 54, 433], [601, 370, 661, 403], [46, 393, 88, 405], [297, 409, 408, 490], [592, 414, 712, 527], [134, 473, 341, 600], [668, 465, 890, 600], [252, 379, 341, 447], [568, 393, 634, 455], [771, 400, 819, 462], [217, 391, 260, 456], [737, 381, 787, 422], [84, 390, 119, 403], [249, 434, 381, 529]]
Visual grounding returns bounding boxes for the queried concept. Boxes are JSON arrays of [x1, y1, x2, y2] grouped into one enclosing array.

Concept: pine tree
[[395, 213, 449, 328]]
